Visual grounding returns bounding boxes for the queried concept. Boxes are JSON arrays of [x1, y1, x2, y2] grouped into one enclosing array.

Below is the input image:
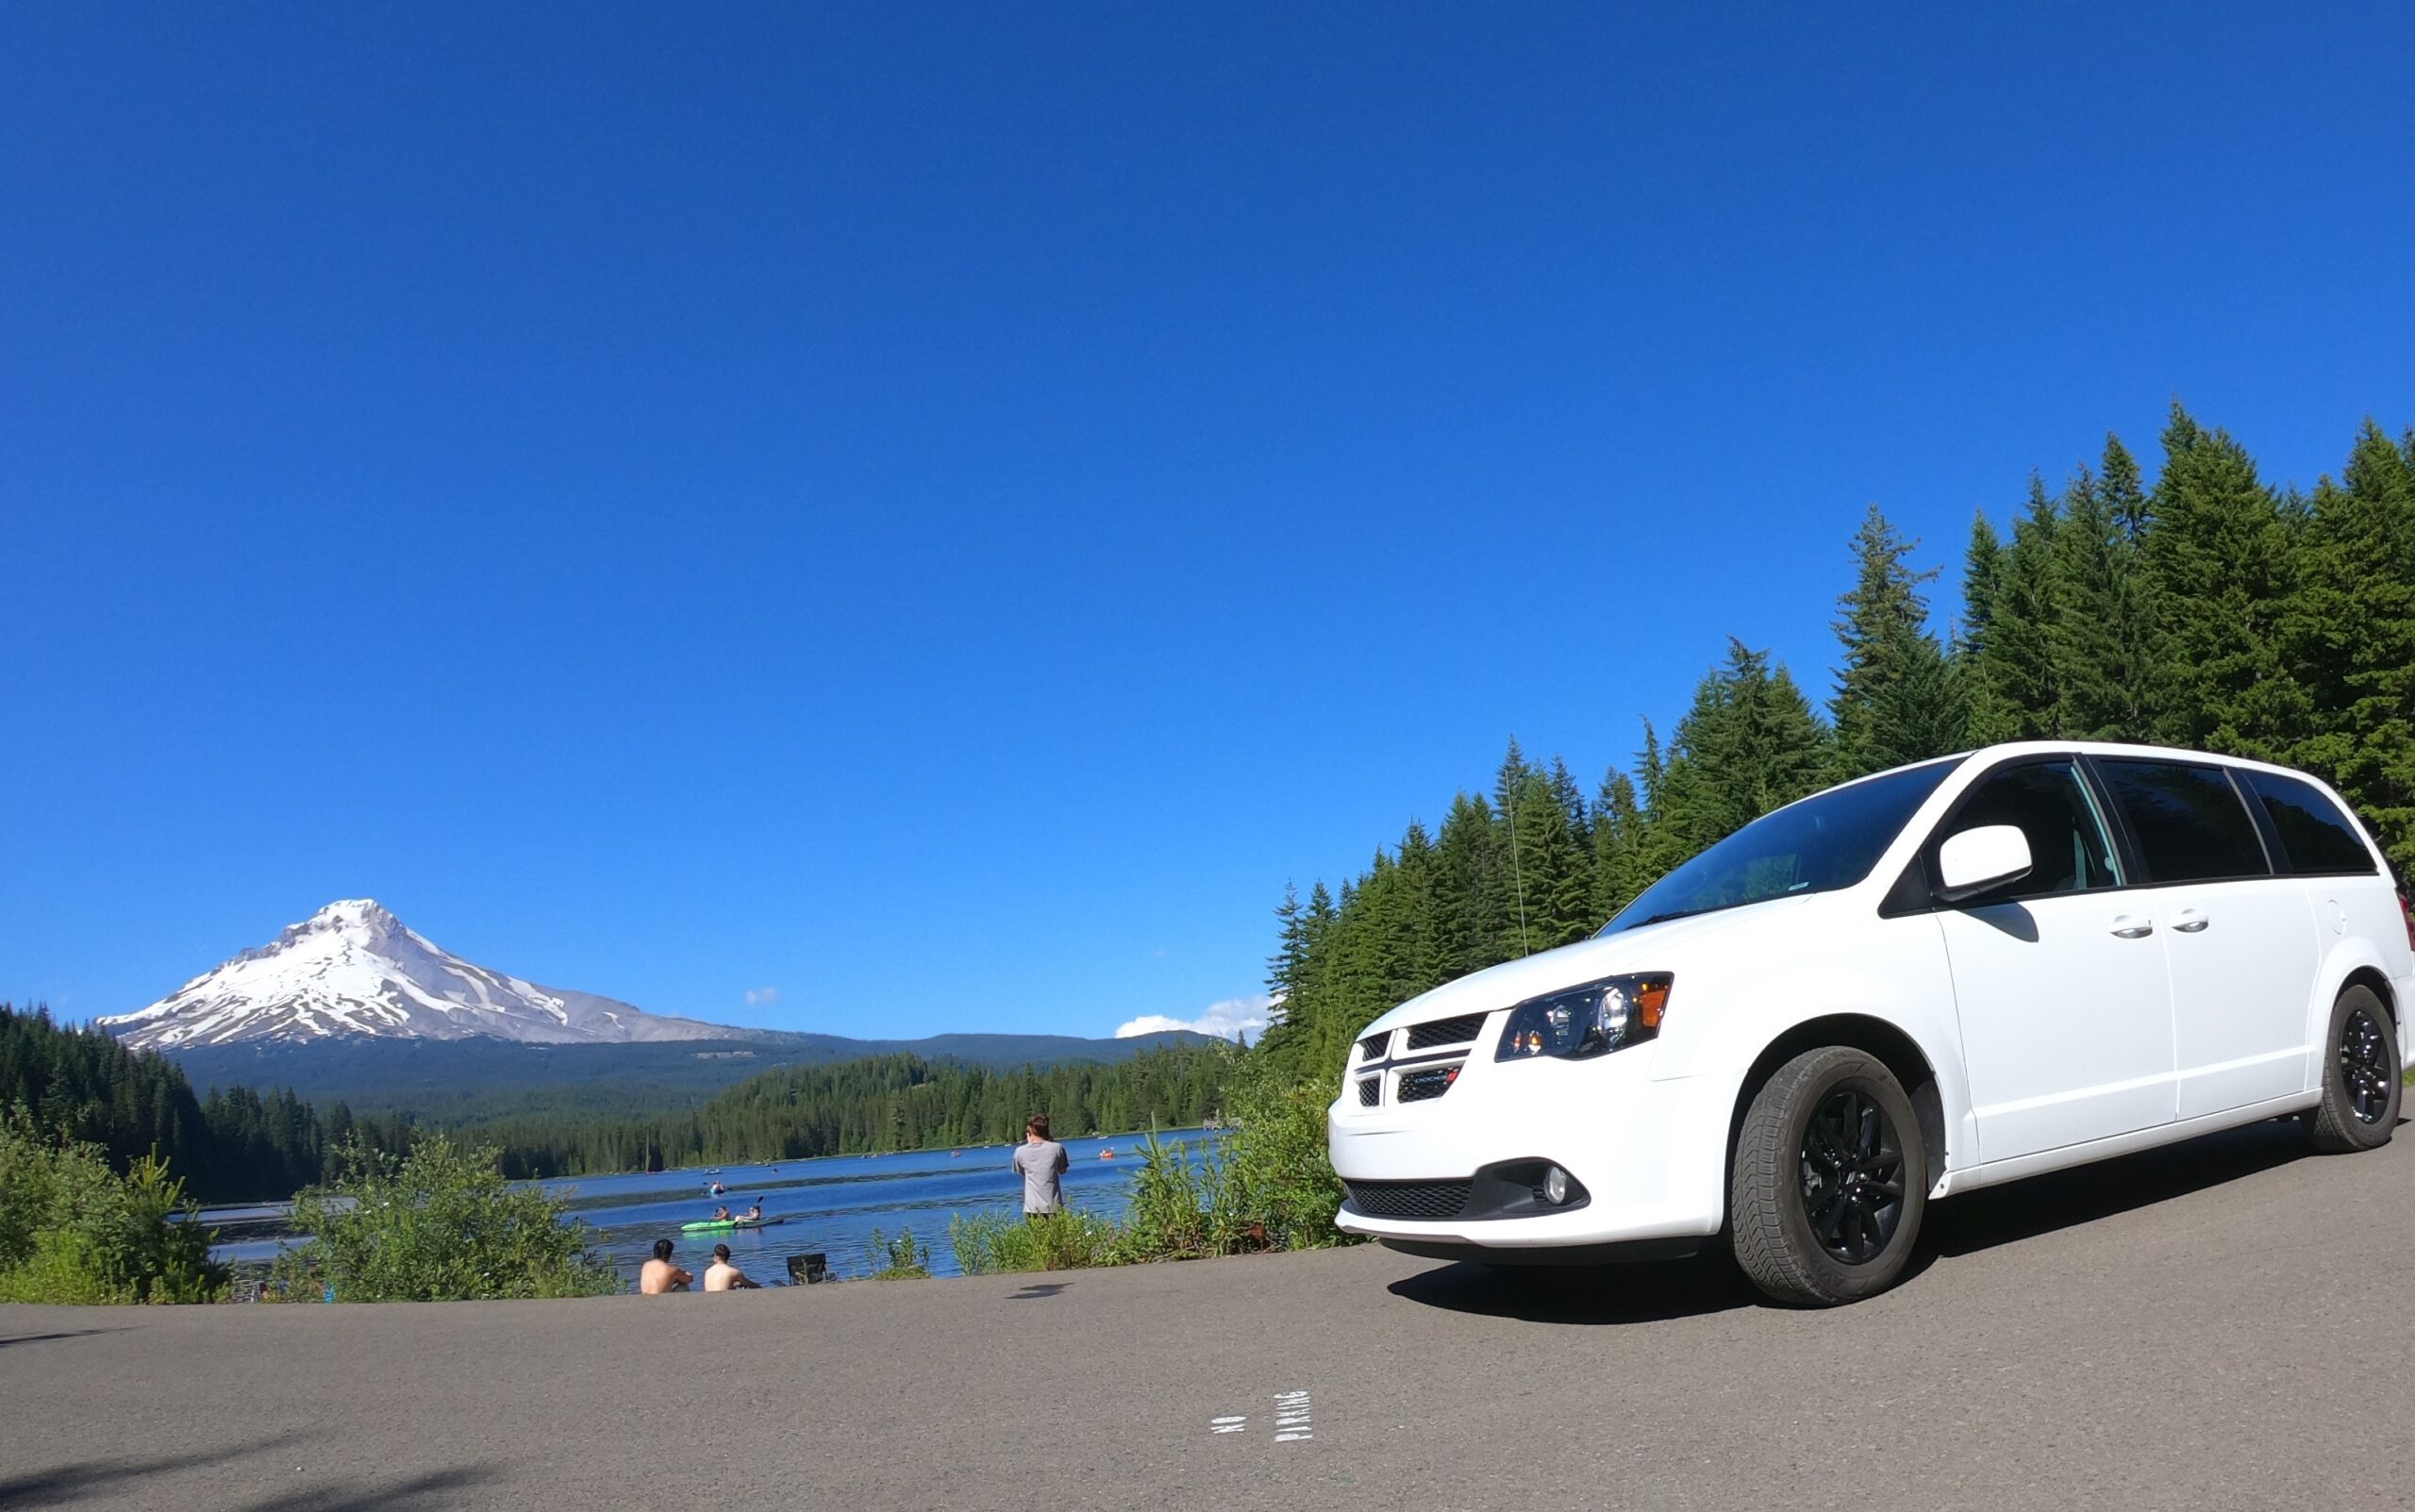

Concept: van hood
[[1360, 893, 1823, 1036]]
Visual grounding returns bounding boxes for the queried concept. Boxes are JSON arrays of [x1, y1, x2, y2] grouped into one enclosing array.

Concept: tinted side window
[[1943, 760, 2121, 904], [2095, 759, 2270, 884], [2243, 770, 2377, 876]]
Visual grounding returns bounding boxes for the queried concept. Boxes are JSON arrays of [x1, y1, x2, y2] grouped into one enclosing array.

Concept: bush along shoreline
[[944, 1066, 1356, 1278], [267, 1134, 621, 1303], [0, 1105, 228, 1304]]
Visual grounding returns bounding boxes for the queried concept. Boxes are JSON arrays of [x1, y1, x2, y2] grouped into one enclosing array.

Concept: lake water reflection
[[203, 1128, 1223, 1286]]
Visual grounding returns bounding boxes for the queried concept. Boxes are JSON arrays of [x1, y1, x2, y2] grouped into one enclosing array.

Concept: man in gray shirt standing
[[1012, 1114, 1070, 1217]]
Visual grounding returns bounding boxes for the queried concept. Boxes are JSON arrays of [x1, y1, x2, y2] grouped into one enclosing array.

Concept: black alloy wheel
[[2339, 1006, 2393, 1125], [1798, 1087, 1907, 1264], [1730, 1045, 1927, 1306], [2309, 983, 2402, 1154]]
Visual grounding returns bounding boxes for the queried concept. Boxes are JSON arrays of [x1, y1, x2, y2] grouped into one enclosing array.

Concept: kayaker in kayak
[[640, 1238, 692, 1294], [704, 1243, 759, 1291], [711, 1205, 733, 1222], [741, 1202, 763, 1222]]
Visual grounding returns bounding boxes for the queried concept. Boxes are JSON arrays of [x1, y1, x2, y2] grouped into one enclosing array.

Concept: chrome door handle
[[2110, 915, 2154, 939], [2171, 909, 2209, 933]]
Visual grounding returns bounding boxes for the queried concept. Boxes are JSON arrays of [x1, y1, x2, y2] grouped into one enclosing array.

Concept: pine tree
[[1435, 791, 1509, 978], [1690, 640, 1831, 829], [1264, 883, 1307, 1010], [2051, 449, 2158, 740], [1830, 506, 1966, 776], [2145, 403, 2309, 757], [2294, 419, 2415, 877], [1589, 769, 1646, 923], [1507, 770, 1593, 948], [1491, 738, 1534, 822], [1957, 510, 2016, 742], [1975, 477, 2065, 739]]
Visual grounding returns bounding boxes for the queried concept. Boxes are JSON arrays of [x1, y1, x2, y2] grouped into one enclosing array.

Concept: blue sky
[[5, 5, 2411, 1041]]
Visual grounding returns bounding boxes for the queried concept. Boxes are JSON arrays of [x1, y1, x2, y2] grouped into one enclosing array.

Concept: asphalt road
[[6, 1118, 2412, 1512]]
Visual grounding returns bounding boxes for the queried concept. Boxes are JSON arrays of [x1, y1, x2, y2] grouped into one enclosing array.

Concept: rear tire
[[1729, 1047, 1926, 1306], [2307, 985, 2401, 1154]]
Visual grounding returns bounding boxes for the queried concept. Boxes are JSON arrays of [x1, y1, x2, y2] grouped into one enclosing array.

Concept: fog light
[[1542, 1165, 1571, 1205]]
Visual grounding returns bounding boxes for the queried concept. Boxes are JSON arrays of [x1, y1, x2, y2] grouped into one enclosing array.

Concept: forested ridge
[[2, 1001, 1237, 1193], [1257, 407, 2415, 1082], [0, 1004, 408, 1200], [474, 1044, 1239, 1178]]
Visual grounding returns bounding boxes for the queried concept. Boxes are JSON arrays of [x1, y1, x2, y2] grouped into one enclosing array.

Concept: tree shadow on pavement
[[0, 1433, 309, 1510], [1386, 1254, 1752, 1325], [1, 1443, 494, 1512], [0, 1327, 124, 1351], [237, 1465, 497, 1512]]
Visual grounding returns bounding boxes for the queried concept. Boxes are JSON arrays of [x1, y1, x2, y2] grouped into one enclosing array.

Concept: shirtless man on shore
[[703, 1244, 759, 1291], [639, 1238, 692, 1294]]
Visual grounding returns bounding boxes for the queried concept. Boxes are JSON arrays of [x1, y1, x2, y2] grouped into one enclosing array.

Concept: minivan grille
[[1396, 1066, 1459, 1103], [1356, 1076, 1380, 1107], [1405, 1013, 1487, 1051], [1342, 1178, 1473, 1221], [1357, 1032, 1391, 1061]]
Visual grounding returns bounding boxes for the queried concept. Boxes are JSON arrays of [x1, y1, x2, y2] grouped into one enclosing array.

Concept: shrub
[[949, 1208, 1118, 1273], [273, 1134, 619, 1302], [863, 1226, 931, 1279], [0, 1106, 227, 1304], [1213, 1065, 1356, 1251], [1110, 1127, 1229, 1261]]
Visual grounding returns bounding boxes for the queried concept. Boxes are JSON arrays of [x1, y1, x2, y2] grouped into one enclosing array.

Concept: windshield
[[1598, 757, 1961, 935]]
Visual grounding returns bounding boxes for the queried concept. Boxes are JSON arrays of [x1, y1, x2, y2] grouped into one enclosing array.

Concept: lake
[[199, 1128, 1224, 1287]]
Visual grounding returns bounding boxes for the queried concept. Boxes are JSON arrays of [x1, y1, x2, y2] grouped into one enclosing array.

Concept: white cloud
[[744, 986, 780, 1006], [1115, 994, 1272, 1043]]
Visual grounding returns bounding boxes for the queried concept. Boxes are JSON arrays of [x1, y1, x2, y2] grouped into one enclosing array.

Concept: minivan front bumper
[[1326, 1037, 1732, 1252]]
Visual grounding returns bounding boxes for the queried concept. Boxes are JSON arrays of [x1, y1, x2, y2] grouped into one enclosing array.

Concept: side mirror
[[1937, 823, 2034, 904]]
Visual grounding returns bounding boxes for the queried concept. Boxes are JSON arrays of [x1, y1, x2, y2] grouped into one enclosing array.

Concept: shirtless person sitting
[[639, 1238, 693, 1294], [703, 1243, 759, 1291]]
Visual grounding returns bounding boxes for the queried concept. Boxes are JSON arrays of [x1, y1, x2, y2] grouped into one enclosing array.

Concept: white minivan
[[1328, 742, 2412, 1304]]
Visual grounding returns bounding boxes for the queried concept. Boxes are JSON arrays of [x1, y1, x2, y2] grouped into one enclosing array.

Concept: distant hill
[[171, 1029, 1216, 1125]]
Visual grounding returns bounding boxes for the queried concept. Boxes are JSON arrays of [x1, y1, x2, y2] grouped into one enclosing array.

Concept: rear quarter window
[[2241, 769, 2378, 876], [2094, 758, 2271, 884]]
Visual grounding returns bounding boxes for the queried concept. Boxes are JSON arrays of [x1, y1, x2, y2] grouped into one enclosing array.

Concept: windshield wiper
[[1630, 897, 1760, 930]]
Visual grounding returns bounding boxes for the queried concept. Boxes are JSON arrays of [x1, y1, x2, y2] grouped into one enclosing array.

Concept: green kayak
[[679, 1217, 784, 1233]]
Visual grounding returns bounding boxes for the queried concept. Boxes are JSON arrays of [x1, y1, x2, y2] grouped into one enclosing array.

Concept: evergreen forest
[[473, 1044, 1239, 1178], [1, 1001, 1237, 1195], [1255, 407, 2415, 1083], [0, 1003, 411, 1201]]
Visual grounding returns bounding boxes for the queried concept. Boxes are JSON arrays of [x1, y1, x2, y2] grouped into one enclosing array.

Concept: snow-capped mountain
[[98, 900, 740, 1051]]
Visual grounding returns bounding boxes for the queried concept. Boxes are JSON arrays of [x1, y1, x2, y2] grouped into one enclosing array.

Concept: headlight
[[1494, 973, 1673, 1061]]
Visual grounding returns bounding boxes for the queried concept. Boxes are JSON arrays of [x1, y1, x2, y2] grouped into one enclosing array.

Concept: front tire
[[1729, 1047, 1926, 1306], [2307, 985, 2401, 1154]]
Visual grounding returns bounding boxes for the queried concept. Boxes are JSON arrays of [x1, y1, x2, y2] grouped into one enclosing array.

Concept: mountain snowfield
[[97, 900, 739, 1051]]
